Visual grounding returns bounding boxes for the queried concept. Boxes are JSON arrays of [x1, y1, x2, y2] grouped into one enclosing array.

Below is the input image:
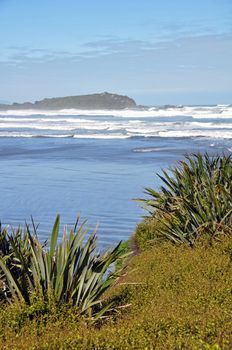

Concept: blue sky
[[0, 0, 232, 105]]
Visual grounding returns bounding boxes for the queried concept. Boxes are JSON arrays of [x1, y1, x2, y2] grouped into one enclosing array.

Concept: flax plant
[[139, 153, 232, 245], [0, 215, 127, 319]]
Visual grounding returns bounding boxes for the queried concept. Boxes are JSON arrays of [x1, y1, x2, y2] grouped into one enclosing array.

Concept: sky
[[0, 0, 232, 105]]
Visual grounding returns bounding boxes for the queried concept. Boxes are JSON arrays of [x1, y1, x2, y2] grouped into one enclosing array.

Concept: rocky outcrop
[[0, 92, 137, 110]]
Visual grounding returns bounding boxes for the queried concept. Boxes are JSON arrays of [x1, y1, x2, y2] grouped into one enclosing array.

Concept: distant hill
[[0, 92, 137, 110]]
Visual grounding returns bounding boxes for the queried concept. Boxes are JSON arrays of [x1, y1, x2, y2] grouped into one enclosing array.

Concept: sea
[[0, 104, 231, 247]]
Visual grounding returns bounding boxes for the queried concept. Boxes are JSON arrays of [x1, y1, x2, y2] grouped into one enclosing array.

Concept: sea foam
[[0, 105, 231, 139]]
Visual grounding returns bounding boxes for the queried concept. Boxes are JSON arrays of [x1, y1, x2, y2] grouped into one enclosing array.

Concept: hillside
[[0, 92, 137, 110]]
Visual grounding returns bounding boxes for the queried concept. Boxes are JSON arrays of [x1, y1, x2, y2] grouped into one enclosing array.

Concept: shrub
[[134, 217, 165, 250], [0, 215, 127, 319], [138, 153, 232, 246]]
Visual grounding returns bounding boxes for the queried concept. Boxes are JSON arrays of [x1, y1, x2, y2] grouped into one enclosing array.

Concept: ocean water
[[0, 104, 231, 246]]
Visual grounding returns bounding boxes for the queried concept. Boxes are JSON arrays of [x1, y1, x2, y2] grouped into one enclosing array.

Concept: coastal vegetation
[[0, 216, 126, 319], [136, 153, 232, 247], [0, 153, 231, 349]]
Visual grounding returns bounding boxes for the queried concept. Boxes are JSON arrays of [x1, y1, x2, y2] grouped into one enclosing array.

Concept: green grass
[[0, 237, 231, 349]]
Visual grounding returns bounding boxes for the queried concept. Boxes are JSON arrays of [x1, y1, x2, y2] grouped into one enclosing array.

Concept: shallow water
[[0, 107, 231, 246]]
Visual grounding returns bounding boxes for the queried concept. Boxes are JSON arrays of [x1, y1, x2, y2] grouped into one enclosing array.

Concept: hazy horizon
[[0, 91, 231, 108]]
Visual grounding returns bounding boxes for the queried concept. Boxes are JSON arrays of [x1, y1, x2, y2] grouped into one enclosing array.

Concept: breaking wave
[[0, 104, 231, 118], [0, 104, 231, 139]]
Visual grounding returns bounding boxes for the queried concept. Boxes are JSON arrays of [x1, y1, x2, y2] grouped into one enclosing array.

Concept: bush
[[134, 217, 165, 250], [0, 215, 127, 320], [138, 153, 232, 246]]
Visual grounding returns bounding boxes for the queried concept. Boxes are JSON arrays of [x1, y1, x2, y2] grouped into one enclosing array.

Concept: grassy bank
[[0, 238, 231, 349], [0, 153, 232, 349]]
